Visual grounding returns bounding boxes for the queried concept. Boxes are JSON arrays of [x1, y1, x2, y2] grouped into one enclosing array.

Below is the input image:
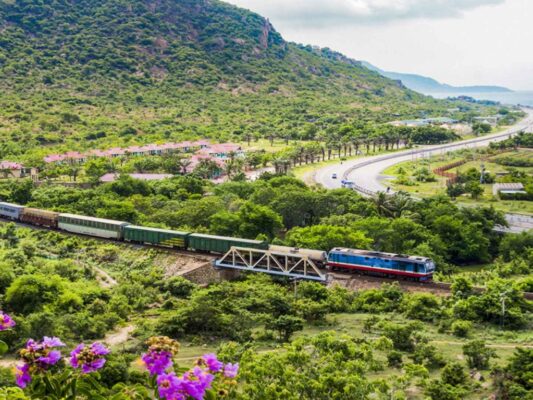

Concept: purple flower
[[224, 362, 239, 378], [201, 353, 223, 373], [25, 339, 39, 352], [37, 350, 62, 366], [157, 372, 185, 400], [16, 336, 66, 386], [15, 364, 31, 388], [42, 337, 65, 348], [0, 312, 15, 331], [141, 336, 180, 375], [70, 342, 110, 374], [141, 350, 173, 376], [181, 367, 214, 400]]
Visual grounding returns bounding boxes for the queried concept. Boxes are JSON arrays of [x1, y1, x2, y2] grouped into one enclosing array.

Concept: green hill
[[0, 0, 454, 163]]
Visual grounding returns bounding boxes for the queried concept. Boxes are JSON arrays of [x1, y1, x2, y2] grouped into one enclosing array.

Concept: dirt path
[[92, 265, 118, 288], [0, 357, 17, 368], [104, 324, 135, 346], [431, 340, 533, 349]]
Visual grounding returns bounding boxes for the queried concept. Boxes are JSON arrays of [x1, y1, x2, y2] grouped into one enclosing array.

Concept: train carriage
[[0, 202, 24, 220], [269, 245, 328, 268], [124, 225, 190, 248], [58, 214, 129, 240], [188, 233, 268, 254], [21, 208, 59, 228], [327, 248, 435, 281]]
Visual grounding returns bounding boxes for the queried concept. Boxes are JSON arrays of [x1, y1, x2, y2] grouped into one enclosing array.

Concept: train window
[[365, 257, 369, 260]]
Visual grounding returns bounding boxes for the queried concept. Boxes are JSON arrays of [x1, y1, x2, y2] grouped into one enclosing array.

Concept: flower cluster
[[70, 342, 110, 374], [141, 336, 180, 376], [9, 332, 237, 400], [152, 353, 239, 400], [16, 337, 65, 388], [0, 312, 15, 331]]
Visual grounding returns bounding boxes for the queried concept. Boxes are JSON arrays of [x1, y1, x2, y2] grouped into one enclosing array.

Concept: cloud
[[226, 0, 506, 26]]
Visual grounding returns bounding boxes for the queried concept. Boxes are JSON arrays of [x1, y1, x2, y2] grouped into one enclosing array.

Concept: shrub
[[380, 321, 422, 352], [463, 340, 497, 370], [402, 293, 441, 321], [160, 276, 197, 298], [425, 380, 467, 400], [441, 362, 468, 387], [411, 343, 446, 369], [451, 320, 472, 338], [5, 274, 65, 314], [266, 315, 304, 342], [387, 350, 403, 368]]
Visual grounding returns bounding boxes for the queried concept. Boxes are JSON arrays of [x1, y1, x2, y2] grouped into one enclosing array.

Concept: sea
[[430, 91, 533, 107]]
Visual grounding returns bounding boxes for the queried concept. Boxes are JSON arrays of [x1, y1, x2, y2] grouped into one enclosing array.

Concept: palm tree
[[372, 192, 393, 217], [387, 192, 417, 219], [194, 159, 220, 179], [68, 166, 80, 182]]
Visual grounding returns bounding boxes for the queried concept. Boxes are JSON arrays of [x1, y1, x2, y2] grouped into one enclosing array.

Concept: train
[[0, 201, 435, 281]]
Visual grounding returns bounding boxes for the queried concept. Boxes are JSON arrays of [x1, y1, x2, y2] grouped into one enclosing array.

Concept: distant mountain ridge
[[361, 62, 512, 95]]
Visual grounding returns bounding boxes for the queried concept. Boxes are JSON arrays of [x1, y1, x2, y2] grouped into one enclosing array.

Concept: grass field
[[383, 149, 533, 215]]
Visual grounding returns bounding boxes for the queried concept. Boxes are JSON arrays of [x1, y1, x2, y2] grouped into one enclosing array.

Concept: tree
[[237, 202, 283, 239], [1, 223, 19, 248], [465, 180, 483, 199], [451, 276, 474, 299], [462, 340, 497, 370], [266, 315, 304, 342], [96, 200, 139, 223], [84, 158, 112, 184], [193, 159, 220, 179], [446, 182, 465, 199], [5, 274, 65, 314], [286, 224, 372, 251], [402, 293, 442, 322], [425, 380, 467, 400], [441, 362, 468, 387], [451, 320, 472, 338], [472, 122, 492, 136]]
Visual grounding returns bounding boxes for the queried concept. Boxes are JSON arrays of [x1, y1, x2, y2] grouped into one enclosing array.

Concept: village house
[[0, 161, 36, 179]]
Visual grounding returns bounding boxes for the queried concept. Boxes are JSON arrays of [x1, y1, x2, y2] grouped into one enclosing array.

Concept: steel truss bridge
[[214, 246, 327, 281]]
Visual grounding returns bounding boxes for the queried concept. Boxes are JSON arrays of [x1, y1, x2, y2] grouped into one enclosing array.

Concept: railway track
[[2, 218, 532, 299]]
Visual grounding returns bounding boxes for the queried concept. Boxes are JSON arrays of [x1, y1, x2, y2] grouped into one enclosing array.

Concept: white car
[[332, 173, 337, 179]]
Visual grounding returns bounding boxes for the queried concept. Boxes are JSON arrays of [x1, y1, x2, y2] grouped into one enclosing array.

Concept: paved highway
[[315, 108, 533, 192], [312, 108, 533, 232]]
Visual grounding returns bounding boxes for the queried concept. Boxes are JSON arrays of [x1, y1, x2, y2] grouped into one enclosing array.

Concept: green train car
[[124, 226, 190, 248], [188, 233, 268, 254]]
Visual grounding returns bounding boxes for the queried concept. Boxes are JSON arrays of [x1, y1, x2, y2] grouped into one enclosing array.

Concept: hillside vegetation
[[0, 0, 459, 163]]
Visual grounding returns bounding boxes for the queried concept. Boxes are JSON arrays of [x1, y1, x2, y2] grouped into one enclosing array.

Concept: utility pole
[[500, 290, 509, 330]]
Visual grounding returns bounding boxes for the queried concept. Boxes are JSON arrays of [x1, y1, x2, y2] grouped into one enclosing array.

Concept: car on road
[[341, 180, 354, 189], [331, 173, 337, 179]]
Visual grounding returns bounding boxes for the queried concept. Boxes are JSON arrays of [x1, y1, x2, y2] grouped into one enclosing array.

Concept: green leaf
[[0, 341, 8, 356]]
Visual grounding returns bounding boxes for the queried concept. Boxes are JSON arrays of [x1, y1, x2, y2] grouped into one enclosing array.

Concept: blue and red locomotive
[[327, 248, 435, 281]]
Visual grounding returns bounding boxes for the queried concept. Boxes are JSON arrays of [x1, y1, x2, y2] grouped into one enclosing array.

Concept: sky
[[225, 0, 533, 90]]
